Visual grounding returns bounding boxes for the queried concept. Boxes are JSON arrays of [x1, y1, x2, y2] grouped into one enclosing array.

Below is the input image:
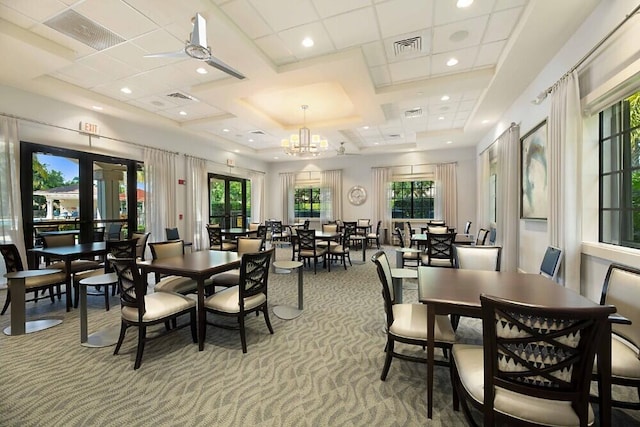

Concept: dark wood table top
[[411, 233, 474, 244], [30, 241, 107, 258], [141, 249, 240, 279]]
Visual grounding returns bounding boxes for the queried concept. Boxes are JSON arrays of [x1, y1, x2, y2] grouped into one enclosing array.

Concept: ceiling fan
[[337, 142, 360, 156], [145, 13, 245, 80]]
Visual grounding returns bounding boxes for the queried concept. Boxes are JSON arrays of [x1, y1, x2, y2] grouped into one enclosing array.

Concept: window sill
[[581, 241, 640, 265]]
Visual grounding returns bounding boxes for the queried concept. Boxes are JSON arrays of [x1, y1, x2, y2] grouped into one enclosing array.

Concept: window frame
[[390, 179, 435, 219], [294, 186, 321, 218]]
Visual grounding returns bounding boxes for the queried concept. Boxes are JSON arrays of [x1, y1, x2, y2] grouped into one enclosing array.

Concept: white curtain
[[435, 163, 457, 227], [144, 148, 177, 244], [0, 117, 26, 275], [320, 169, 342, 221], [249, 171, 265, 223], [372, 167, 392, 243], [477, 149, 491, 232], [185, 156, 208, 251], [548, 71, 582, 291], [496, 124, 520, 272], [280, 173, 295, 224]]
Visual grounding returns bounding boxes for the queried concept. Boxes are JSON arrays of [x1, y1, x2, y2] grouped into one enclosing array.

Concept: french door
[[208, 174, 250, 228]]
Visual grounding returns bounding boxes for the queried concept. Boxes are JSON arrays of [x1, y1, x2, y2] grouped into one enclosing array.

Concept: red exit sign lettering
[[79, 121, 99, 135]]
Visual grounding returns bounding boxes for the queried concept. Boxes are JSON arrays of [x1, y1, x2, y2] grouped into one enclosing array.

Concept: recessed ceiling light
[[450, 30, 469, 42], [234, 149, 240, 153], [363, 126, 369, 130], [482, 119, 490, 124], [196, 67, 208, 74], [446, 140, 453, 144], [457, 0, 473, 8], [446, 58, 459, 67], [92, 106, 103, 111], [441, 95, 450, 101], [223, 128, 230, 132], [302, 37, 314, 47], [274, 156, 279, 159], [374, 142, 379, 145], [120, 87, 132, 94], [438, 116, 445, 120], [248, 139, 254, 142], [179, 111, 187, 116]]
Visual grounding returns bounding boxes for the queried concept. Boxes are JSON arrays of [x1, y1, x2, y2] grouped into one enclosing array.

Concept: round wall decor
[[348, 185, 367, 205]]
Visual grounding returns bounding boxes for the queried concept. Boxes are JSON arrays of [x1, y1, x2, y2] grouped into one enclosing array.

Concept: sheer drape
[[320, 169, 342, 222], [548, 71, 582, 291], [496, 124, 519, 272], [280, 173, 295, 223], [185, 156, 208, 251], [144, 148, 177, 244], [0, 117, 26, 277], [249, 172, 265, 223], [435, 163, 457, 226], [372, 167, 392, 242], [477, 149, 491, 232]]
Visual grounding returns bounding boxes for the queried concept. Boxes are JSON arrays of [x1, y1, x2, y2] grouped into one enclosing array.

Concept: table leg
[[65, 259, 72, 312], [395, 251, 403, 268], [197, 278, 205, 351], [362, 240, 366, 262], [80, 284, 88, 343], [598, 322, 612, 427], [7, 277, 26, 335], [426, 303, 435, 419], [297, 266, 303, 310]]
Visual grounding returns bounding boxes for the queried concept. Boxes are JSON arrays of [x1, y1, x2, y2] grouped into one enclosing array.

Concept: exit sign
[[79, 121, 99, 135]]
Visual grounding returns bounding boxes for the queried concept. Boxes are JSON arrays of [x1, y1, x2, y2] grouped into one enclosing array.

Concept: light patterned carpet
[[0, 245, 638, 426]]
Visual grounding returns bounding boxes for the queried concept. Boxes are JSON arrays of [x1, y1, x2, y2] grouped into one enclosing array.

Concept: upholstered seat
[[204, 286, 266, 313], [208, 237, 264, 289], [121, 291, 195, 322], [453, 245, 502, 271], [420, 232, 455, 268], [149, 240, 197, 294], [329, 227, 352, 269], [366, 220, 382, 249], [395, 227, 419, 268], [296, 229, 328, 273], [206, 225, 236, 251]]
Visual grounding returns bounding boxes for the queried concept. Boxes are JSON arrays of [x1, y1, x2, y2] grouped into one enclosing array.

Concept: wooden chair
[[296, 229, 328, 274], [453, 245, 502, 271], [421, 232, 456, 267], [208, 237, 265, 289], [203, 248, 275, 353], [329, 226, 352, 269], [475, 228, 490, 245], [131, 231, 151, 261], [206, 225, 236, 251], [165, 227, 180, 241], [539, 245, 563, 281], [148, 241, 198, 295], [394, 227, 419, 268], [366, 220, 382, 249], [452, 294, 615, 427], [111, 257, 197, 370], [371, 251, 455, 380], [106, 223, 122, 240]]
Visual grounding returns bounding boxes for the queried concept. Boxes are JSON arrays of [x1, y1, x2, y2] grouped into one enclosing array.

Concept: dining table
[[139, 249, 240, 350], [219, 228, 252, 239], [417, 267, 616, 426], [30, 241, 107, 311], [410, 232, 474, 248]]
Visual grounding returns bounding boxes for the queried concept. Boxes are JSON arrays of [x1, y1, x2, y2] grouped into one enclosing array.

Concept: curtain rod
[[533, 3, 640, 104], [278, 169, 342, 175], [373, 161, 457, 169], [1, 112, 265, 175], [479, 122, 519, 156]]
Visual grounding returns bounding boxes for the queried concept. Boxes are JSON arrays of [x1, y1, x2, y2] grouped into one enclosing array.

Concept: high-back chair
[[149, 240, 197, 295], [329, 225, 352, 269], [421, 232, 455, 267], [206, 225, 236, 251], [208, 237, 265, 289], [111, 257, 197, 370], [131, 232, 151, 261], [463, 221, 472, 235], [106, 223, 122, 241], [270, 220, 289, 243], [165, 227, 180, 241], [203, 248, 275, 353], [539, 245, 563, 281], [593, 263, 640, 410], [453, 245, 502, 271], [371, 250, 455, 381], [366, 220, 382, 249], [451, 294, 615, 427], [394, 227, 419, 268], [296, 229, 328, 274], [475, 228, 490, 245]]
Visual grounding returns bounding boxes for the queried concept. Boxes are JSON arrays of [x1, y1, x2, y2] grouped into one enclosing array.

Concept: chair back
[[105, 239, 138, 272], [374, 220, 382, 235], [93, 227, 105, 242], [394, 227, 407, 248], [248, 222, 260, 231], [149, 240, 185, 260], [238, 248, 274, 309], [303, 219, 310, 230], [256, 225, 268, 240], [271, 221, 283, 234], [106, 223, 122, 240], [357, 219, 370, 228], [236, 237, 264, 255], [296, 229, 317, 251], [111, 257, 147, 319], [601, 263, 640, 345], [371, 251, 396, 326], [453, 245, 502, 271], [475, 228, 490, 245], [342, 221, 356, 232], [429, 220, 445, 226], [426, 232, 456, 265], [322, 223, 338, 233], [488, 226, 497, 245], [463, 221, 472, 234], [539, 245, 563, 280], [42, 234, 75, 248], [479, 294, 615, 426], [0, 244, 25, 272], [165, 227, 180, 241], [206, 225, 223, 250], [131, 232, 151, 260], [427, 225, 448, 234], [339, 225, 352, 248]]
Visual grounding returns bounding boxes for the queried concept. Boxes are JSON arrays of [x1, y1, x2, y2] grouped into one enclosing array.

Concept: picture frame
[[520, 120, 548, 220]]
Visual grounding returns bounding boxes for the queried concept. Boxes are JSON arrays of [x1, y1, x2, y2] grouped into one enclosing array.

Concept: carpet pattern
[[0, 245, 638, 426]]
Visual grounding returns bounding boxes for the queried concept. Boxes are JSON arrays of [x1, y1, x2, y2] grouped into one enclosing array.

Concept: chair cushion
[[22, 271, 67, 289], [154, 275, 197, 294], [329, 245, 348, 254], [300, 248, 327, 257], [221, 242, 237, 251], [121, 292, 195, 322], [421, 255, 452, 267], [366, 233, 377, 238], [208, 270, 240, 287], [49, 260, 102, 273], [390, 304, 455, 343], [204, 285, 266, 313], [73, 268, 108, 284], [403, 252, 419, 260], [593, 336, 640, 379], [453, 344, 595, 426]]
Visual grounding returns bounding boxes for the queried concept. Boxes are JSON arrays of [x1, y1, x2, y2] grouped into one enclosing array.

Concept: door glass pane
[[136, 164, 146, 232], [209, 176, 225, 226], [229, 180, 242, 227], [93, 161, 127, 237]]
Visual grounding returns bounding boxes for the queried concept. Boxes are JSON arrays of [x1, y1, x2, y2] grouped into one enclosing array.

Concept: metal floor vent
[[44, 9, 125, 51], [393, 36, 421, 56]]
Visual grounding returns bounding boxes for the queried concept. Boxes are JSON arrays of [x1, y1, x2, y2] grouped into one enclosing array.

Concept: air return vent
[[166, 92, 195, 101], [393, 36, 421, 56], [45, 9, 125, 51], [249, 130, 266, 135], [404, 108, 423, 118]]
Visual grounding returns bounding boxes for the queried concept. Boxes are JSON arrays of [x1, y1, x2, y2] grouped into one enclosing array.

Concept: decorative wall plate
[[348, 185, 367, 205]]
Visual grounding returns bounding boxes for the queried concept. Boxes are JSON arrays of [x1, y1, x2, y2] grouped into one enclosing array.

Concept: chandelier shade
[[281, 105, 328, 157]]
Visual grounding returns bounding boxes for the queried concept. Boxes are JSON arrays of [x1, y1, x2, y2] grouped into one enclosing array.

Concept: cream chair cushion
[[453, 344, 595, 426], [420, 255, 452, 267], [22, 271, 67, 288], [594, 336, 640, 379], [49, 259, 102, 273], [121, 291, 195, 322], [455, 246, 500, 271], [204, 285, 266, 313], [390, 304, 455, 343], [73, 268, 108, 284], [154, 275, 197, 294]]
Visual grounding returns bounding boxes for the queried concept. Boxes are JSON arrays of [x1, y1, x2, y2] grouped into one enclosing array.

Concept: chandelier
[[281, 105, 328, 157]]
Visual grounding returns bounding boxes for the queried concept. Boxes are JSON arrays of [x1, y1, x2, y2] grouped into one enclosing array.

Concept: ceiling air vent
[[393, 36, 421, 56], [387, 133, 402, 139], [249, 130, 266, 135], [166, 92, 195, 101], [44, 9, 125, 51], [404, 108, 423, 118]]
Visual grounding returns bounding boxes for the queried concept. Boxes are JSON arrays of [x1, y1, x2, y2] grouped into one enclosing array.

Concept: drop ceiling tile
[[433, 0, 495, 26], [0, 0, 68, 23], [121, 0, 197, 27], [312, 0, 371, 18], [474, 40, 504, 67], [430, 47, 476, 75], [78, 54, 139, 80], [483, 7, 521, 43], [73, 0, 156, 40], [388, 56, 430, 83], [248, 0, 318, 33], [278, 22, 334, 59], [432, 15, 489, 54], [135, 65, 201, 89], [454, 111, 470, 121], [127, 94, 180, 112], [130, 29, 183, 56], [30, 22, 96, 57], [254, 34, 295, 65], [458, 100, 476, 112], [376, 0, 434, 39], [324, 8, 379, 50], [104, 42, 159, 72], [51, 65, 112, 89], [494, 0, 526, 12], [361, 41, 387, 67], [221, 0, 272, 40]]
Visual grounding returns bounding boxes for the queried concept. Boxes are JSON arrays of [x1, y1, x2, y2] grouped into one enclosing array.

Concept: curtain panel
[[320, 169, 342, 222], [280, 173, 295, 224], [144, 148, 178, 244], [548, 71, 582, 291], [478, 149, 491, 232], [371, 167, 392, 242], [496, 124, 520, 272], [435, 163, 457, 227], [249, 172, 265, 224], [185, 156, 208, 251]]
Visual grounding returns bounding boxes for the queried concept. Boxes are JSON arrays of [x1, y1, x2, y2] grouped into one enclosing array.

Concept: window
[[294, 187, 321, 218], [391, 180, 435, 218], [599, 90, 640, 248], [208, 174, 250, 228]]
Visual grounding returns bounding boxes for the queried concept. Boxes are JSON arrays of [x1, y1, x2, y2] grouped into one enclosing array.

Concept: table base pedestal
[[273, 305, 303, 320], [4, 319, 62, 335], [81, 326, 120, 348]]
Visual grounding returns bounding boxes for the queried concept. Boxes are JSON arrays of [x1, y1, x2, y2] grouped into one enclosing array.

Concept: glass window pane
[[601, 136, 621, 174], [600, 102, 621, 139], [33, 153, 79, 221], [601, 173, 622, 209], [627, 92, 640, 129], [601, 210, 620, 245]]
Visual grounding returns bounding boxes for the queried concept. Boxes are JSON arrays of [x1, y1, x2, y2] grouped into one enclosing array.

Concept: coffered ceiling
[[0, 0, 600, 161]]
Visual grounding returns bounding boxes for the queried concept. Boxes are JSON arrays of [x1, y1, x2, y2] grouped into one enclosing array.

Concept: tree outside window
[[391, 180, 435, 218], [294, 187, 321, 218]]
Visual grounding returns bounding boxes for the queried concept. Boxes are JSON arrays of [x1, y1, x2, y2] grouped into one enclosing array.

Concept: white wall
[[476, 0, 640, 299]]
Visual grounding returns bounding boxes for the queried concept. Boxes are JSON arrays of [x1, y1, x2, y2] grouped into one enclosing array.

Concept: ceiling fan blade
[[191, 13, 207, 48], [205, 56, 246, 80], [144, 50, 186, 58]]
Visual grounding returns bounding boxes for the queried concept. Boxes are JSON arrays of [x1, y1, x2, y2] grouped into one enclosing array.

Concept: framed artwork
[[520, 120, 548, 220]]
